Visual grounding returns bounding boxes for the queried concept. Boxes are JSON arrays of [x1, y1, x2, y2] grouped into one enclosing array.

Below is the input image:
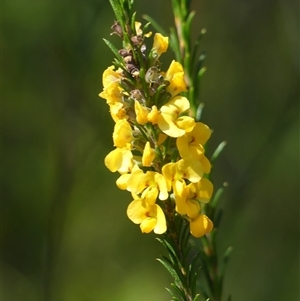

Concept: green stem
[[163, 198, 194, 301]]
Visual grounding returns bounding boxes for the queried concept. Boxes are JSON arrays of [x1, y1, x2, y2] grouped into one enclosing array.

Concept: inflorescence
[[99, 21, 214, 238]]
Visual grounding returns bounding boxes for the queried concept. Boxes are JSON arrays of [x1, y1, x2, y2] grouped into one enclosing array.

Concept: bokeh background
[[3, 0, 299, 300]]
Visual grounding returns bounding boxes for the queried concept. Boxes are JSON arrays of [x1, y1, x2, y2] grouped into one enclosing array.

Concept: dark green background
[[3, 0, 299, 300]]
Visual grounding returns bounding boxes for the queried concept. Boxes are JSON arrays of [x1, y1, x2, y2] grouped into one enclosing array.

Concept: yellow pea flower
[[199, 155, 211, 174], [157, 96, 195, 138], [190, 214, 213, 238], [102, 66, 122, 87], [135, 22, 152, 37], [164, 60, 187, 96], [135, 100, 149, 125], [128, 171, 169, 204], [173, 178, 213, 218], [176, 122, 212, 160], [113, 119, 133, 149], [109, 102, 127, 122], [116, 164, 143, 190], [188, 178, 214, 203], [104, 148, 134, 174], [147, 105, 160, 124], [152, 33, 169, 58], [99, 66, 123, 104], [127, 195, 167, 234], [142, 142, 156, 167], [162, 158, 203, 191]]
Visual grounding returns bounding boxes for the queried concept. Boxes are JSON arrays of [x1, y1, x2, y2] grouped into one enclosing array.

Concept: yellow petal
[[197, 178, 213, 203], [140, 218, 157, 233], [102, 66, 122, 88], [113, 119, 133, 149], [161, 96, 190, 114], [154, 173, 169, 200], [174, 180, 188, 215], [177, 159, 203, 183], [162, 162, 177, 191], [166, 71, 187, 96], [186, 199, 200, 219], [142, 142, 156, 167], [190, 214, 213, 238], [141, 186, 158, 205], [109, 102, 127, 122], [116, 174, 131, 190], [153, 204, 167, 234], [176, 116, 195, 133], [157, 114, 185, 137], [104, 148, 133, 174], [135, 100, 149, 125], [200, 155, 211, 174], [152, 33, 169, 57], [176, 135, 191, 159], [147, 105, 160, 124], [192, 122, 212, 145], [127, 199, 147, 224], [164, 61, 187, 96]]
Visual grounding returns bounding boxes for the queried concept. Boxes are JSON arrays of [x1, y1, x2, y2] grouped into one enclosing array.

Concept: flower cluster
[[99, 22, 213, 237]]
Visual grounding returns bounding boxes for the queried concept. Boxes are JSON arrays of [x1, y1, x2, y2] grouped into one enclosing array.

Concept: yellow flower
[[147, 105, 160, 124], [199, 155, 211, 174], [101, 65, 122, 89], [135, 100, 149, 125], [164, 60, 187, 96], [116, 164, 143, 190], [172, 179, 213, 237], [113, 119, 133, 149], [189, 178, 213, 203], [99, 66, 123, 104], [190, 214, 213, 238], [174, 178, 213, 218], [135, 22, 152, 37], [157, 96, 195, 138], [162, 158, 203, 191], [177, 122, 212, 160], [142, 142, 156, 167], [109, 102, 127, 122], [104, 148, 134, 174], [152, 33, 169, 58], [128, 171, 169, 204], [135, 22, 143, 36], [127, 195, 167, 234]]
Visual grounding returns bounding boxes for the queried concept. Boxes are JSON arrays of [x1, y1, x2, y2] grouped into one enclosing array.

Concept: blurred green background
[[3, 0, 299, 300]]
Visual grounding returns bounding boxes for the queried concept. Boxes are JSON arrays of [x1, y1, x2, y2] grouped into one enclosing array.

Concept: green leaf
[[189, 252, 202, 296], [109, 0, 123, 26], [191, 28, 206, 67], [131, 11, 137, 34], [219, 246, 233, 285], [193, 294, 201, 301], [211, 141, 227, 163], [195, 52, 206, 74], [165, 287, 179, 300], [184, 11, 196, 41], [157, 238, 179, 264], [142, 15, 167, 36], [171, 283, 187, 301], [196, 103, 204, 121], [103, 38, 123, 62], [211, 183, 228, 209], [214, 208, 223, 228], [157, 257, 183, 287], [170, 28, 182, 63], [142, 22, 152, 35]]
